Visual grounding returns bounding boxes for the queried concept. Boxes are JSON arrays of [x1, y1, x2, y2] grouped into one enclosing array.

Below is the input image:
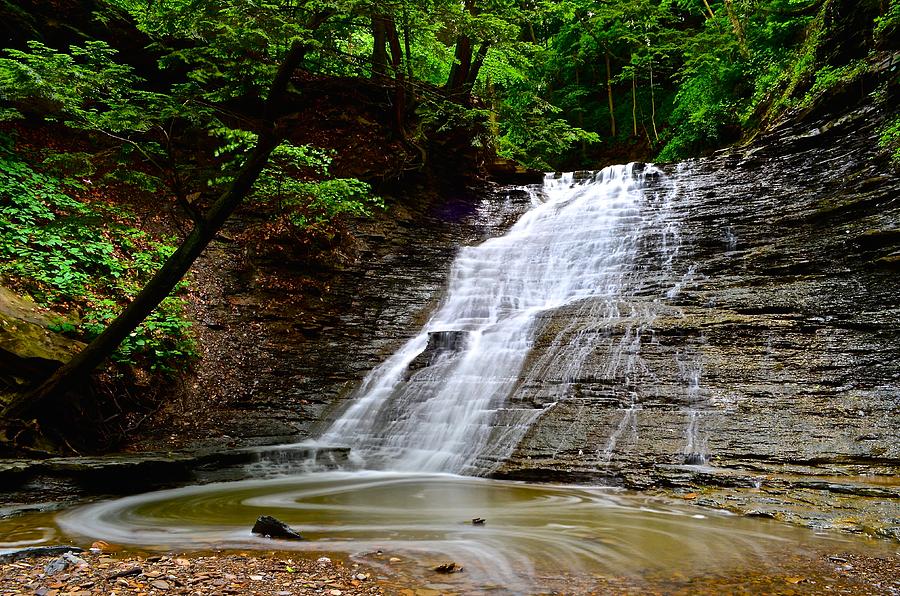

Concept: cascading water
[[320, 163, 692, 474]]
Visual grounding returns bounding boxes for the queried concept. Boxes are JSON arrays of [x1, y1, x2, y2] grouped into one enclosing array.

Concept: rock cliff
[[494, 91, 900, 538]]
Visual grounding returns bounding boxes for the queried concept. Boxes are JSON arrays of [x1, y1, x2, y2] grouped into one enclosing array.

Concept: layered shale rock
[[491, 98, 900, 537]]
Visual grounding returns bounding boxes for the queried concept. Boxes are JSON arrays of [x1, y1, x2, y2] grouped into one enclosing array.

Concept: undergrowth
[[0, 133, 195, 372], [881, 115, 900, 164]]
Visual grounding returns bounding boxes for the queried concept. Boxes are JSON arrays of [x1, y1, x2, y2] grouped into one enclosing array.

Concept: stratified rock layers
[[500, 103, 900, 487]]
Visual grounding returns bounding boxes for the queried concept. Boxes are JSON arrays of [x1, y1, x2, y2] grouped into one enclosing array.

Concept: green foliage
[[800, 60, 868, 107], [4, 0, 888, 174], [254, 141, 384, 228], [875, 0, 900, 40], [657, 0, 823, 160], [0, 137, 194, 370], [498, 96, 600, 170], [206, 130, 378, 228], [0, 40, 169, 133], [881, 116, 900, 164], [658, 61, 743, 162], [40, 150, 97, 179]]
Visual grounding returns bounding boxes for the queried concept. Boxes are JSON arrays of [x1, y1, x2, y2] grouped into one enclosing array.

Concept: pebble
[[1, 551, 384, 596], [43, 557, 70, 575]]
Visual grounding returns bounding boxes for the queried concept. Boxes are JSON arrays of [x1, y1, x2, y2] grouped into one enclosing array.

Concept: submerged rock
[[434, 562, 463, 574], [251, 515, 304, 540]]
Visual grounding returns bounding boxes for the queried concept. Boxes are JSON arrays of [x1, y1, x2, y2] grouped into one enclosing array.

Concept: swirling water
[[5, 471, 884, 594]]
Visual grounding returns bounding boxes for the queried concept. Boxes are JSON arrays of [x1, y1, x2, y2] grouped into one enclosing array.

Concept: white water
[[319, 164, 690, 474]]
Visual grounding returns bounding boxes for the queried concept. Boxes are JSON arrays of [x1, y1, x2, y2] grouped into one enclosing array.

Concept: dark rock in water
[[251, 515, 304, 540], [406, 330, 470, 376], [745, 510, 777, 519], [428, 330, 469, 352], [683, 453, 707, 466], [0, 545, 83, 563], [472, 517, 486, 525], [434, 562, 463, 574]]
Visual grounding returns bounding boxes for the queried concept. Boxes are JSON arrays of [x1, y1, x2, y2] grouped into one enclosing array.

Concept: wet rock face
[[146, 187, 531, 449], [494, 101, 900, 532], [143, 91, 900, 535]]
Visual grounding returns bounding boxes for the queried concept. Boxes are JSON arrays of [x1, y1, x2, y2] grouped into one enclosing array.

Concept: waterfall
[[319, 164, 684, 475]]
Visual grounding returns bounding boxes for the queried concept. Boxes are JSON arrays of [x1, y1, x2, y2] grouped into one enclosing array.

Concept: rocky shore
[[0, 550, 382, 596], [2, 547, 899, 595]]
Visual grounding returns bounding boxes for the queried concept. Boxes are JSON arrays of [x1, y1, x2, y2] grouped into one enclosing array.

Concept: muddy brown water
[[2, 471, 897, 594]]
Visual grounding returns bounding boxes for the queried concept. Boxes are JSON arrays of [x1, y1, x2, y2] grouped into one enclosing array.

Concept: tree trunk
[[445, 0, 478, 99], [2, 40, 313, 420], [371, 17, 388, 77], [632, 69, 638, 137], [649, 59, 659, 143], [463, 42, 489, 94], [605, 50, 616, 137], [385, 15, 406, 135], [701, 0, 715, 19], [445, 34, 473, 95], [724, 0, 750, 57], [402, 7, 413, 80]]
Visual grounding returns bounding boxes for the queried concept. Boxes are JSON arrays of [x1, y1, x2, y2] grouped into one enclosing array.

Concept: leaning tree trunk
[[2, 40, 312, 420], [463, 42, 489, 95]]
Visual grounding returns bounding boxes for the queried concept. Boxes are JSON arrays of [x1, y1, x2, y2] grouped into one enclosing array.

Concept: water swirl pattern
[[38, 471, 873, 594]]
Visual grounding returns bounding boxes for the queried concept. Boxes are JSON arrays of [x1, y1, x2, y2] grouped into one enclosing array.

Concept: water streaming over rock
[[320, 164, 696, 474]]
